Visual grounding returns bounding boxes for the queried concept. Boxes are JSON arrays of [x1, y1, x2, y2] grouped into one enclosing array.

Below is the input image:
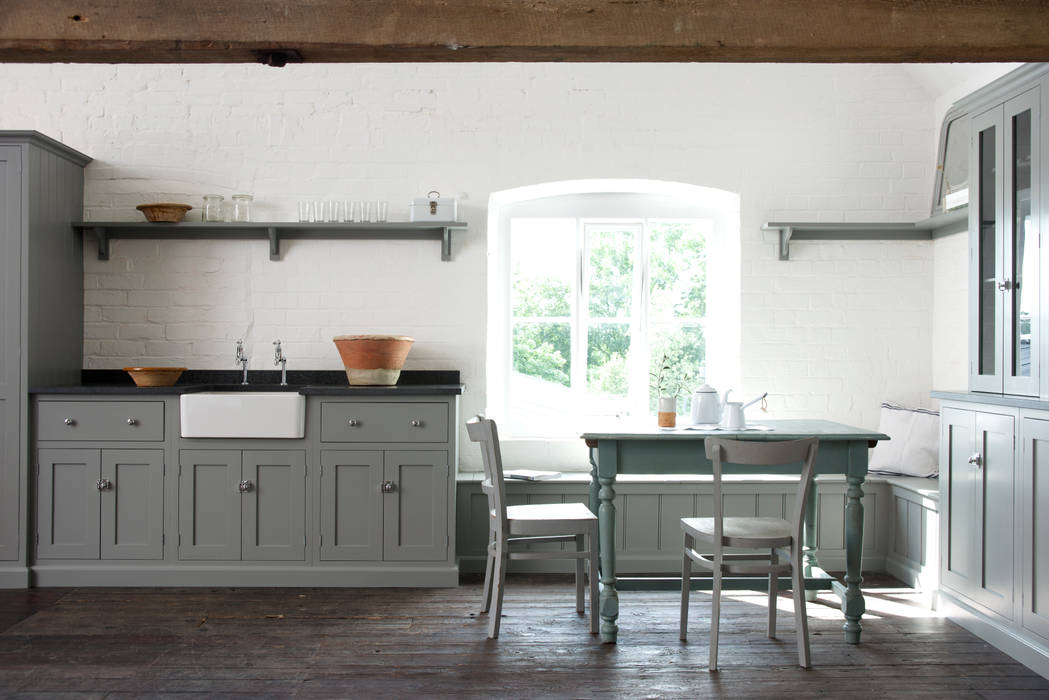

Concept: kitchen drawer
[[37, 401, 165, 442], [321, 402, 448, 443]]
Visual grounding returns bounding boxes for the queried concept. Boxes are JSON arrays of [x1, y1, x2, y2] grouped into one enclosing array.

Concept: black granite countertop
[[30, 369, 463, 396]]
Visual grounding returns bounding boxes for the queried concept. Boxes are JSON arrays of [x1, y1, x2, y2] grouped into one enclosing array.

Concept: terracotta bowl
[[333, 335, 414, 385], [123, 367, 187, 387], [136, 203, 192, 223]]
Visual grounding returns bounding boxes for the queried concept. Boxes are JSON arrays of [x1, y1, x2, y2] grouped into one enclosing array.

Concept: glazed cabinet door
[[178, 450, 241, 560], [319, 450, 383, 561], [0, 146, 21, 561], [1021, 417, 1049, 640], [1002, 89, 1040, 396], [241, 450, 306, 562], [382, 451, 449, 562], [100, 449, 164, 560], [971, 105, 1006, 393], [36, 448, 100, 559]]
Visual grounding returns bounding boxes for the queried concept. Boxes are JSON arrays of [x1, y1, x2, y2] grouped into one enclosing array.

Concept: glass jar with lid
[[232, 194, 253, 222], [202, 194, 224, 222]]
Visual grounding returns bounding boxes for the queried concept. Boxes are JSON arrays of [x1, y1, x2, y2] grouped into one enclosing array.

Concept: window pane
[[587, 323, 631, 399], [511, 218, 574, 318], [588, 227, 635, 318], [513, 322, 571, 387], [649, 324, 705, 413], [649, 222, 707, 319]]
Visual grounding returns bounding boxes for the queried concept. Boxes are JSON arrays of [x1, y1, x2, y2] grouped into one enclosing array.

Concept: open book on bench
[[505, 469, 562, 481]]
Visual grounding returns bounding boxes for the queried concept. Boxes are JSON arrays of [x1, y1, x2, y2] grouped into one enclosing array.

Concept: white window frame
[[486, 179, 741, 470]]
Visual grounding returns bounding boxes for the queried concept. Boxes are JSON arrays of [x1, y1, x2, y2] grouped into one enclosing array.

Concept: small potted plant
[[651, 354, 677, 427]]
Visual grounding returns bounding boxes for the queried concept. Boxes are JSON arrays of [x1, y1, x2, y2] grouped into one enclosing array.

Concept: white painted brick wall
[[2, 62, 947, 437]]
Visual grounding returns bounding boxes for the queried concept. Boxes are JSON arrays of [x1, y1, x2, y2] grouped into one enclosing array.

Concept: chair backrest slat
[[704, 437, 819, 554], [466, 415, 509, 534]]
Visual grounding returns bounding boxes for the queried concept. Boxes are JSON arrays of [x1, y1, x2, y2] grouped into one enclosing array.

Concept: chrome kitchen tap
[[235, 339, 249, 385], [273, 339, 288, 386]]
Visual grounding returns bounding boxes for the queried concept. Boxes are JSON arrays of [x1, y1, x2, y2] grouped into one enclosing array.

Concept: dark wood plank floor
[[0, 575, 1046, 698]]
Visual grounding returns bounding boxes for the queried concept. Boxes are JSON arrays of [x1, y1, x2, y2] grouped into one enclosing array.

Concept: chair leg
[[488, 541, 508, 639], [710, 558, 721, 672], [575, 534, 585, 614], [680, 532, 692, 642], [588, 528, 599, 635], [768, 548, 778, 639], [792, 551, 812, 668], [480, 535, 495, 614]]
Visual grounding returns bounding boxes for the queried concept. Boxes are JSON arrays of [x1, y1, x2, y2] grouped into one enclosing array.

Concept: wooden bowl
[[123, 367, 187, 387], [136, 203, 192, 223]]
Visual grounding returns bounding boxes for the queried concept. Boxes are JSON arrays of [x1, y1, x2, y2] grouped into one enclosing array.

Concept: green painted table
[[581, 419, 888, 645]]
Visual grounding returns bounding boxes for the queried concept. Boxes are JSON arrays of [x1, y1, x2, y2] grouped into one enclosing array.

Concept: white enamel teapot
[[690, 384, 730, 425]]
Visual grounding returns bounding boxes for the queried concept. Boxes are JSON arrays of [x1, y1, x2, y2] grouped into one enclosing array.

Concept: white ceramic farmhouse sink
[[180, 392, 306, 438]]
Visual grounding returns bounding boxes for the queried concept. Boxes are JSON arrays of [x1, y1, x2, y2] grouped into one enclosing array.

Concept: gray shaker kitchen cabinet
[[319, 449, 449, 562], [0, 133, 89, 585], [1020, 417, 1049, 642], [969, 86, 1041, 396], [36, 448, 164, 560], [940, 405, 1016, 619], [178, 449, 306, 562]]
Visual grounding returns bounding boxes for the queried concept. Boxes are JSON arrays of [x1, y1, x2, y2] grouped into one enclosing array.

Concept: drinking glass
[[375, 200, 388, 223]]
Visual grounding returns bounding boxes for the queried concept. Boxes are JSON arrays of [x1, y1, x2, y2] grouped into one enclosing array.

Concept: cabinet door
[[319, 450, 382, 561], [1021, 417, 1049, 640], [942, 407, 978, 595], [178, 450, 240, 560], [241, 450, 306, 562], [973, 410, 1016, 618], [37, 449, 100, 559], [100, 449, 164, 560], [970, 105, 1006, 393], [382, 451, 448, 562], [1002, 89, 1040, 397], [0, 146, 21, 561]]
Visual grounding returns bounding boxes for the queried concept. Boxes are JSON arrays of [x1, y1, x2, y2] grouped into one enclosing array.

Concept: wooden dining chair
[[679, 436, 819, 670], [466, 415, 599, 639]]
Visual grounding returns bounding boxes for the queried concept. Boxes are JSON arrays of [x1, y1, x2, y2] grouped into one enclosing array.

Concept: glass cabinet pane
[[978, 124, 998, 378], [1011, 108, 1034, 378]]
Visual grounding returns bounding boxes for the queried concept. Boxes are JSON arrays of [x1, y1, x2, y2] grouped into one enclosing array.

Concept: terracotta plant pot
[[333, 335, 415, 385]]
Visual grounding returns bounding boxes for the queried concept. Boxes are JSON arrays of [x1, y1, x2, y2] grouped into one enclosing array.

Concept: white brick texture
[[1, 62, 952, 433]]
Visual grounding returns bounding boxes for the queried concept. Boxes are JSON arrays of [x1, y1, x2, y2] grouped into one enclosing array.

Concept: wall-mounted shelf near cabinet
[[763, 207, 968, 260], [71, 221, 469, 262]]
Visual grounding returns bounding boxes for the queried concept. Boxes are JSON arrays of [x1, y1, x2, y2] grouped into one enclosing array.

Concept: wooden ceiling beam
[[2, 0, 1048, 64]]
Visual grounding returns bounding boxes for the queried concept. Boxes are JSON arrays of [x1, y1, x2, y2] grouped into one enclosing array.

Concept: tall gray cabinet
[[0, 133, 89, 586]]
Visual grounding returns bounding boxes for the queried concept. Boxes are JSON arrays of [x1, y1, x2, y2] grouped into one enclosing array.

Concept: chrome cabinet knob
[[381, 480, 395, 493], [410, 420, 422, 427], [967, 453, 983, 467], [127, 418, 137, 426], [238, 480, 254, 493], [96, 478, 112, 491], [64, 418, 75, 426], [998, 279, 1013, 291], [348, 419, 360, 427]]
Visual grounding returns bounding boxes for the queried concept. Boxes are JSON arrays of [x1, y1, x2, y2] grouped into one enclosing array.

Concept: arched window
[[486, 180, 740, 464]]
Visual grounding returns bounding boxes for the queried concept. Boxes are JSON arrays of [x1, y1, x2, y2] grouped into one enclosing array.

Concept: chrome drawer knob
[[238, 480, 254, 493], [967, 453, 983, 467], [348, 419, 360, 427], [410, 420, 422, 427], [96, 478, 112, 491], [381, 480, 395, 493], [63, 418, 75, 426], [127, 418, 137, 426]]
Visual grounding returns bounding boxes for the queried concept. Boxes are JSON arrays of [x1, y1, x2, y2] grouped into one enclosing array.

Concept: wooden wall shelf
[[72, 221, 469, 261]]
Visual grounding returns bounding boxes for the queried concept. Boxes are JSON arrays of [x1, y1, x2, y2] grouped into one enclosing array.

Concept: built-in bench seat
[[456, 473, 939, 590]]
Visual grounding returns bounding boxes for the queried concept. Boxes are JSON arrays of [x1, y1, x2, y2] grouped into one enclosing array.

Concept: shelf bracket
[[441, 227, 452, 261], [267, 227, 280, 261], [92, 227, 110, 261], [778, 226, 793, 261]]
